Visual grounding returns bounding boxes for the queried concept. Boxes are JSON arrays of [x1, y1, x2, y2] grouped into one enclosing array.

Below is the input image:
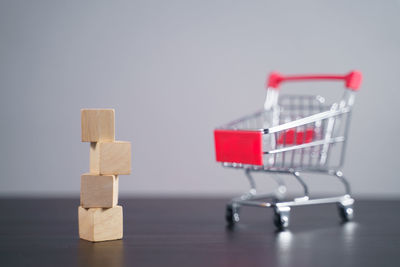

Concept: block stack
[[78, 109, 131, 242]]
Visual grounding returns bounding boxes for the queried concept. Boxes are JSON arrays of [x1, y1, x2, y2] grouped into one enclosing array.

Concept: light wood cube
[[80, 173, 119, 208], [78, 206, 123, 242], [90, 141, 131, 175], [81, 109, 115, 142]]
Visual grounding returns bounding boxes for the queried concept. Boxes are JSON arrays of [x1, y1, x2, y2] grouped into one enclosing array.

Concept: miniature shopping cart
[[214, 71, 362, 229]]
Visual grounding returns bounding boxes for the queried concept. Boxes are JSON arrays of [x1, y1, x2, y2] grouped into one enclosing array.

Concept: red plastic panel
[[295, 130, 304, 145], [214, 130, 263, 166], [277, 128, 314, 145], [305, 128, 314, 143]]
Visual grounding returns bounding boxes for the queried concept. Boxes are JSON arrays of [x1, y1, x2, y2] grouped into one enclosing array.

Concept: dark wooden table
[[0, 198, 399, 267]]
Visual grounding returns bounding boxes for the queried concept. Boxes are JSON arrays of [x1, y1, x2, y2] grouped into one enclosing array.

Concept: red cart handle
[[267, 70, 362, 91]]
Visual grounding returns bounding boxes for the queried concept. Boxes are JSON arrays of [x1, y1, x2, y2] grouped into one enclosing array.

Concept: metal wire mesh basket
[[214, 71, 362, 229]]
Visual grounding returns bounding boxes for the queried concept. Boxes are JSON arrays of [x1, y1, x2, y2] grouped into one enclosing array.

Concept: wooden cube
[[78, 206, 123, 242], [80, 173, 119, 208], [90, 141, 131, 175], [81, 109, 115, 142]]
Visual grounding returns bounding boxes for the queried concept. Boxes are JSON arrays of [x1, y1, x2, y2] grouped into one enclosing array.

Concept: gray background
[[0, 0, 399, 197]]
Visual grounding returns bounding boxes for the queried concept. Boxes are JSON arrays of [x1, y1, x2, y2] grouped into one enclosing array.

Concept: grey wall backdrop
[[0, 0, 399, 197]]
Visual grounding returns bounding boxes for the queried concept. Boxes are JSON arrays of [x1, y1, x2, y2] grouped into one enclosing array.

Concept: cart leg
[[335, 171, 351, 196], [271, 174, 287, 201], [245, 169, 257, 196], [334, 171, 354, 221], [226, 203, 240, 224], [337, 200, 354, 222], [273, 206, 291, 230], [245, 169, 287, 201], [293, 171, 309, 200]]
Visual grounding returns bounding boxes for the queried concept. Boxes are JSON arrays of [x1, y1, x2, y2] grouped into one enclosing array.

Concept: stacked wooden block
[[78, 109, 131, 242]]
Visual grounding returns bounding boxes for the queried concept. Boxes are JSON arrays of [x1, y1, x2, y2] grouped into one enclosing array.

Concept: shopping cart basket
[[214, 71, 362, 229]]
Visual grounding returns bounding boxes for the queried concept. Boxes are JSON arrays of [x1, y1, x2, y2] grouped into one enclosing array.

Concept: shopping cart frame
[[214, 71, 362, 229]]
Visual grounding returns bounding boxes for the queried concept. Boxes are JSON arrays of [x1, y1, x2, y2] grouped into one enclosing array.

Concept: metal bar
[[290, 96, 296, 168], [265, 136, 345, 154], [235, 195, 353, 208], [235, 200, 272, 207], [293, 171, 309, 197], [275, 195, 353, 207], [335, 171, 352, 195], [245, 169, 257, 196], [264, 107, 350, 134], [339, 111, 352, 168]]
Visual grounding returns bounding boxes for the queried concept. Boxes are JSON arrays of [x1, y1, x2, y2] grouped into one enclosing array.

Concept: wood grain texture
[[90, 141, 131, 175], [78, 205, 123, 242], [1, 198, 400, 267], [81, 109, 115, 142], [80, 173, 119, 208]]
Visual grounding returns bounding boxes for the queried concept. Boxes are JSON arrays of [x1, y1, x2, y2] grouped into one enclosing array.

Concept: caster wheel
[[338, 203, 354, 222], [273, 206, 290, 230], [226, 204, 240, 224]]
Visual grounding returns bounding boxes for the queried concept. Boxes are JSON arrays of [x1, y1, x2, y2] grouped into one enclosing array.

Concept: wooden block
[[90, 141, 131, 175], [78, 206, 123, 242], [80, 173, 119, 208], [81, 109, 115, 142]]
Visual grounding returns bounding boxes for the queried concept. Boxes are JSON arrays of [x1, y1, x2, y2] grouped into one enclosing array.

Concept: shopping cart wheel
[[226, 204, 240, 224], [273, 206, 290, 230], [338, 202, 354, 222]]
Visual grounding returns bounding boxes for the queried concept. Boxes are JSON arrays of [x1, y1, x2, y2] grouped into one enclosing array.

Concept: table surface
[[0, 197, 399, 267]]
